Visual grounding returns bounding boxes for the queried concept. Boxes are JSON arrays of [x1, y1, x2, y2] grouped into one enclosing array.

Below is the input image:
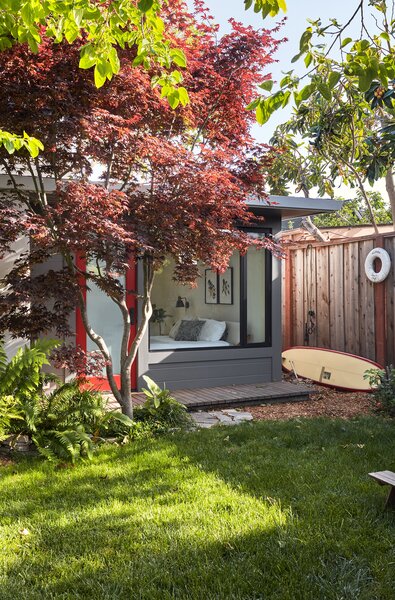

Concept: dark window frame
[[148, 226, 272, 352]]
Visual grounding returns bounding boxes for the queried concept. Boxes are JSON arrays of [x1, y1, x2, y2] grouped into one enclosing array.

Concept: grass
[[0, 416, 394, 599]]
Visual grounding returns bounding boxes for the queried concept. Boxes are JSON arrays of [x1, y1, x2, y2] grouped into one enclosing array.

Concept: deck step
[[124, 380, 314, 412]]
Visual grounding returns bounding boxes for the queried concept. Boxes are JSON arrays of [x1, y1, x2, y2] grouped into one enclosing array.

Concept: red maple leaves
[[0, 1, 282, 388]]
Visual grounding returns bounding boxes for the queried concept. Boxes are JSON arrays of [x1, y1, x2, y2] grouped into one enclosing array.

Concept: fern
[[0, 338, 7, 377], [16, 397, 41, 433], [0, 338, 134, 462], [0, 395, 22, 441], [0, 339, 59, 398], [34, 427, 94, 463]]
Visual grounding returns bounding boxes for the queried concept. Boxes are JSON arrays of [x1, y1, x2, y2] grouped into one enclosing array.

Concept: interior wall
[[246, 247, 266, 343], [151, 254, 240, 334]]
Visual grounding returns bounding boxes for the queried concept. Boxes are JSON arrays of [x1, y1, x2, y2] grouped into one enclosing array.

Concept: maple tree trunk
[[77, 293, 124, 407], [385, 169, 395, 229], [120, 257, 155, 417]]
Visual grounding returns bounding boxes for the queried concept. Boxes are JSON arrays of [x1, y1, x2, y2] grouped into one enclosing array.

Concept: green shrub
[[32, 379, 134, 461], [365, 366, 395, 417], [134, 376, 193, 432], [0, 342, 192, 462], [0, 338, 134, 462], [0, 338, 60, 440], [0, 395, 22, 441]]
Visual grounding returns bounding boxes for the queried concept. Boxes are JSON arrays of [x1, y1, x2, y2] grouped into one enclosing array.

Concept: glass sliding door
[[148, 227, 271, 352], [75, 256, 137, 390], [149, 254, 241, 351], [86, 276, 126, 374]]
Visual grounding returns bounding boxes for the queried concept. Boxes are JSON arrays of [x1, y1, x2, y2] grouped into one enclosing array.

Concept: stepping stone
[[191, 412, 219, 428], [223, 409, 253, 421], [191, 408, 253, 428]]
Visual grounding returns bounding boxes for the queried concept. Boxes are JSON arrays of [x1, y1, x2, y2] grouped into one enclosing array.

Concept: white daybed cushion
[[150, 336, 230, 351], [198, 318, 226, 342]]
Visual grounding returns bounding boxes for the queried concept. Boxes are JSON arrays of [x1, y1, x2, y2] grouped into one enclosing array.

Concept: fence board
[[292, 249, 305, 346], [329, 244, 345, 351], [343, 242, 360, 355], [305, 245, 318, 347], [282, 232, 395, 366], [358, 240, 375, 360], [315, 246, 330, 348], [385, 236, 395, 365]]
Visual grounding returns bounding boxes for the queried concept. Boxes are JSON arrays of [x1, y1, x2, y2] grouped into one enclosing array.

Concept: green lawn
[[0, 416, 394, 599]]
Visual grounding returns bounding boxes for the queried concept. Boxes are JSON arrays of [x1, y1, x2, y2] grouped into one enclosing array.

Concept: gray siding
[[138, 346, 273, 391]]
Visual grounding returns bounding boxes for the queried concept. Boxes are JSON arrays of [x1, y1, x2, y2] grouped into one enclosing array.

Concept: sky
[[200, 0, 384, 200], [205, 0, 365, 139]]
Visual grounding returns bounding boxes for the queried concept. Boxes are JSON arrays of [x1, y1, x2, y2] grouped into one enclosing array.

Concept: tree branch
[[326, 1, 364, 57]]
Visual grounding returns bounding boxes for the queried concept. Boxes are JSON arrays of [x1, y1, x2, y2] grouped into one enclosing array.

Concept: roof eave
[[247, 195, 343, 219]]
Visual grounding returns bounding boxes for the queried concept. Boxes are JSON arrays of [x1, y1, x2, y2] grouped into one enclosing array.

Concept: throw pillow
[[169, 315, 193, 339], [175, 319, 204, 341], [169, 319, 182, 339], [198, 318, 226, 342], [221, 326, 228, 341]]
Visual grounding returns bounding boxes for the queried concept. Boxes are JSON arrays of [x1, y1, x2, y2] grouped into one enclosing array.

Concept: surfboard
[[282, 346, 383, 392]]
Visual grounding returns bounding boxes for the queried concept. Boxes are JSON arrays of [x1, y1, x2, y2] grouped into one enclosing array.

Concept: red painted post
[[374, 236, 386, 367]]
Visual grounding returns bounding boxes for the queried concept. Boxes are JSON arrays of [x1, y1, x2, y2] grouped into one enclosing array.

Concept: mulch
[[246, 386, 373, 422], [0, 454, 15, 468]]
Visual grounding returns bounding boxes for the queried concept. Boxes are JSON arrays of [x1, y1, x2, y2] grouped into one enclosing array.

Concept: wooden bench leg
[[385, 486, 395, 509]]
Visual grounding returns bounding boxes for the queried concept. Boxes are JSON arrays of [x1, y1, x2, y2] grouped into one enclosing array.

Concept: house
[[134, 196, 340, 391], [0, 175, 340, 391]]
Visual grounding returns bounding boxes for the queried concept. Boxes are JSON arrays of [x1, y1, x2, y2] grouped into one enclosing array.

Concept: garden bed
[[247, 387, 372, 421]]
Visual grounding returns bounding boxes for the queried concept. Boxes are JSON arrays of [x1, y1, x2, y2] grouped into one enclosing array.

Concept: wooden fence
[[282, 232, 395, 367]]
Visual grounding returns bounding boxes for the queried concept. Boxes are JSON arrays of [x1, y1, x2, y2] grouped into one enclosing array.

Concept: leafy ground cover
[[0, 416, 394, 599]]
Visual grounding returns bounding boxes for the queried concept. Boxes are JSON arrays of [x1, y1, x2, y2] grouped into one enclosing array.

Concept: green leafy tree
[[0, 0, 186, 93], [0, 0, 188, 157], [250, 1, 395, 226], [244, 0, 287, 18], [313, 191, 392, 227]]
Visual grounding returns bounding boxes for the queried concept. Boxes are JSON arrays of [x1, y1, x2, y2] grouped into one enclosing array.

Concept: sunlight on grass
[[0, 416, 394, 599]]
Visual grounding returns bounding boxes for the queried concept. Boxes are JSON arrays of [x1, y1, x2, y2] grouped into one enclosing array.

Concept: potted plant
[[150, 305, 172, 335]]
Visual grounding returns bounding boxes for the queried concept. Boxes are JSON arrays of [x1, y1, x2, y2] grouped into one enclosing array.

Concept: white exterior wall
[[0, 237, 29, 359]]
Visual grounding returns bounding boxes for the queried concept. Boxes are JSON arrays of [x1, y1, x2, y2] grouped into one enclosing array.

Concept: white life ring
[[364, 248, 391, 283]]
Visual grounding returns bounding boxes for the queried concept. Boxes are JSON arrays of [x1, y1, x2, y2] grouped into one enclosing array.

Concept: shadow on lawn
[[172, 416, 395, 509], [1, 503, 380, 600], [1, 417, 394, 599]]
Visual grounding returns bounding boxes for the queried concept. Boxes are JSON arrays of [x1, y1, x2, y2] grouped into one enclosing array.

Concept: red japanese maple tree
[[0, 1, 283, 417]]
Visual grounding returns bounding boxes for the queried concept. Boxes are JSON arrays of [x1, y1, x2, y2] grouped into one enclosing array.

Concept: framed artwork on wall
[[219, 267, 233, 305], [205, 269, 218, 304]]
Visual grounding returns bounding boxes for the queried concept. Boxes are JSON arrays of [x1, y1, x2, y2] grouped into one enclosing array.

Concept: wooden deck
[[110, 380, 314, 411]]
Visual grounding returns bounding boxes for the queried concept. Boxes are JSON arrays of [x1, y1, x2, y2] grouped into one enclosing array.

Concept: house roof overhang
[[247, 195, 343, 219], [0, 175, 342, 219]]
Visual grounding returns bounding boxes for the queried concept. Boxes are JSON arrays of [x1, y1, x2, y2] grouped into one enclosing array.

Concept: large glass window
[[149, 253, 241, 351], [149, 229, 271, 351], [86, 265, 125, 373]]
